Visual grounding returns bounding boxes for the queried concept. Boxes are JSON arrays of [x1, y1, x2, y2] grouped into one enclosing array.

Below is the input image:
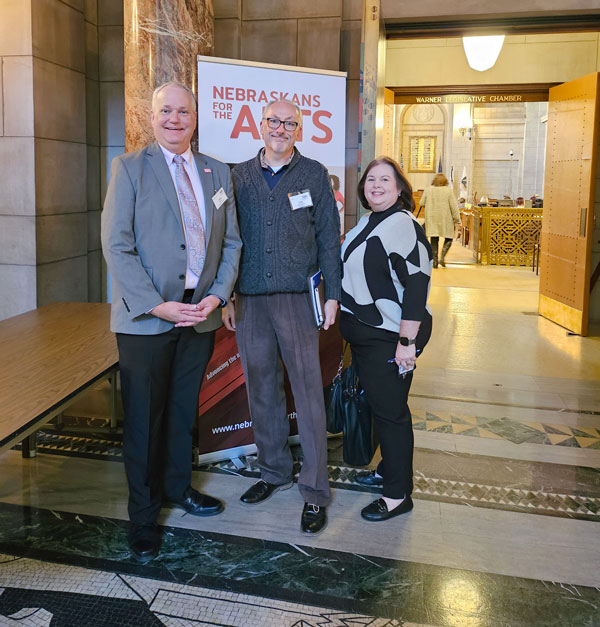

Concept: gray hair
[[264, 99, 303, 127], [152, 81, 197, 112]]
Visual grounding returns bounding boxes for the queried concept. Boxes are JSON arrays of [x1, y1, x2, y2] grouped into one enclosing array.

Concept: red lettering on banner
[[312, 110, 332, 144], [247, 89, 257, 102], [235, 88, 246, 101], [213, 86, 225, 99], [258, 90, 268, 103], [313, 95, 321, 107], [231, 105, 260, 139], [291, 94, 300, 105]]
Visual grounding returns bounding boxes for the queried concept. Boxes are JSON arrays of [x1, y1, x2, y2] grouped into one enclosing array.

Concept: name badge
[[288, 189, 313, 211], [212, 187, 227, 210]]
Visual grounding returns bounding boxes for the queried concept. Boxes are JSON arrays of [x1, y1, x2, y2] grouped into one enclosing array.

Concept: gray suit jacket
[[101, 141, 242, 335]]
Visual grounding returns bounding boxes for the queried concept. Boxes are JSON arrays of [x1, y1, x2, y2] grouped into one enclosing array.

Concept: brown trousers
[[235, 292, 331, 506]]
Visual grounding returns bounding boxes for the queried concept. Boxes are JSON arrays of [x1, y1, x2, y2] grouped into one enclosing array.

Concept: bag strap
[[333, 342, 348, 381]]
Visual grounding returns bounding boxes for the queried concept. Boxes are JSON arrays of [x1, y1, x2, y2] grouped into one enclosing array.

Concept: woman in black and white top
[[340, 157, 432, 522]]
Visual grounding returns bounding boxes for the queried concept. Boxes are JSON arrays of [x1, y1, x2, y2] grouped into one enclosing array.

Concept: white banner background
[[196, 56, 347, 229]]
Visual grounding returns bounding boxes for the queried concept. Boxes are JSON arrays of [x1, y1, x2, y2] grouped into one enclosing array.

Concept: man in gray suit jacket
[[101, 82, 241, 563]]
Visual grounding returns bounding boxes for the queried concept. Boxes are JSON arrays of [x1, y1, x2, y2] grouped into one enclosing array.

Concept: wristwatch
[[399, 336, 416, 346]]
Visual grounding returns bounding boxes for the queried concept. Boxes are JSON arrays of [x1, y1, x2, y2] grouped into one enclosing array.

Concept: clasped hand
[[152, 296, 220, 327]]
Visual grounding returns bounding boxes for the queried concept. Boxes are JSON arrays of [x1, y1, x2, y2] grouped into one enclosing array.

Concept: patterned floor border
[[212, 455, 600, 522], [12, 423, 600, 523], [411, 411, 600, 449]]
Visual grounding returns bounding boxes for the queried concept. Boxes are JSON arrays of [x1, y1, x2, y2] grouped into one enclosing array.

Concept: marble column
[[359, 0, 385, 217], [124, 0, 214, 152]]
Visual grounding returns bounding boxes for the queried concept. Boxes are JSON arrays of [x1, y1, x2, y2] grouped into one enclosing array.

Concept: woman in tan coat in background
[[420, 173, 460, 268]]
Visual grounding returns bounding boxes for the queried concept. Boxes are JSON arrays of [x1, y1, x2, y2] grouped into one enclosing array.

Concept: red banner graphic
[[196, 324, 342, 456]]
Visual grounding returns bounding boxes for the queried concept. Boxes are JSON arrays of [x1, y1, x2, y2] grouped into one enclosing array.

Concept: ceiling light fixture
[[462, 35, 505, 72]]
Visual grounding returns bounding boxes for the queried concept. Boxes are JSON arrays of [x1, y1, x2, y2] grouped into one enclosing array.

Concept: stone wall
[[0, 0, 89, 319], [0, 0, 36, 319], [392, 102, 547, 203], [0, 0, 124, 320]]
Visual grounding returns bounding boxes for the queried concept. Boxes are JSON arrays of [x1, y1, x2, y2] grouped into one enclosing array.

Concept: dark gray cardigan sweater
[[232, 149, 341, 301]]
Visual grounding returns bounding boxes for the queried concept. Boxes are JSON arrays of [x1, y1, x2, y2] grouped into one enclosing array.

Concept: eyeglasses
[[263, 117, 299, 132]]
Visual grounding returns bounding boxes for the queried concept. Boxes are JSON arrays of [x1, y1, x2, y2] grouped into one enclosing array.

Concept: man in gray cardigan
[[223, 99, 341, 535]]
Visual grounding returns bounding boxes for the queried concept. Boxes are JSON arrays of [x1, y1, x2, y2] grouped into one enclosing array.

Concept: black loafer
[[240, 479, 293, 505], [301, 503, 327, 535], [128, 523, 160, 563], [355, 470, 383, 487], [171, 487, 224, 516], [361, 496, 413, 522]]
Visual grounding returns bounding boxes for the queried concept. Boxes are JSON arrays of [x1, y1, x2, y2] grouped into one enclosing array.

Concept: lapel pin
[[204, 168, 212, 173]]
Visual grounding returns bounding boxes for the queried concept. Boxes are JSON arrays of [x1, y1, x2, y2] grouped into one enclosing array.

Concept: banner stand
[[194, 435, 301, 468]]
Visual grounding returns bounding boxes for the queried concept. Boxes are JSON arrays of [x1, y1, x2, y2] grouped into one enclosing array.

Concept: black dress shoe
[[301, 503, 327, 535], [128, 523, 160, 563], [171, 487, 224, 516], [355, 470, 383, 487], [240, 479, 293, 505], [361, 496, 413, 522]]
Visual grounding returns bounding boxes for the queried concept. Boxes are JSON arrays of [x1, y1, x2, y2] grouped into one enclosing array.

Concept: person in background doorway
[[420, 173, 460, 268], [340, 157, 432, 522]]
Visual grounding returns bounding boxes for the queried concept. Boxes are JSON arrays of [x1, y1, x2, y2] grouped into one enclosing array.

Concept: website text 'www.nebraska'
[[211, 420, 252, 435]]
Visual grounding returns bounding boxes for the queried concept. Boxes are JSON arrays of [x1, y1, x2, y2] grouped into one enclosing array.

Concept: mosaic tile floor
[[0, 553, 399, 627]]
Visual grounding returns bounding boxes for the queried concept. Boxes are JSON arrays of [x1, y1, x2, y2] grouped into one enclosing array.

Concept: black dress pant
[[339, 313, 414, 499], [116, 327, 215, 524]]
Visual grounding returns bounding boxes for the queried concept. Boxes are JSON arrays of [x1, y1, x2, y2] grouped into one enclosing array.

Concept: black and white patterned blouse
[[341, 200, 433, 344]]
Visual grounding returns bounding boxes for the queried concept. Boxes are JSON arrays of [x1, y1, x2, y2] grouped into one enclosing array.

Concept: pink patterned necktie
[[173, 154, 206, 276]]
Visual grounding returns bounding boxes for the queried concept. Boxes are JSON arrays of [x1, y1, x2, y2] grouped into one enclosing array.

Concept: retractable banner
[[196, 55, 346, 219], [195, 56, 346, 463]]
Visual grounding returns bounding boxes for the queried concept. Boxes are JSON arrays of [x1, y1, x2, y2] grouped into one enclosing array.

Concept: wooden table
[[0, 302, 118, 457]]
